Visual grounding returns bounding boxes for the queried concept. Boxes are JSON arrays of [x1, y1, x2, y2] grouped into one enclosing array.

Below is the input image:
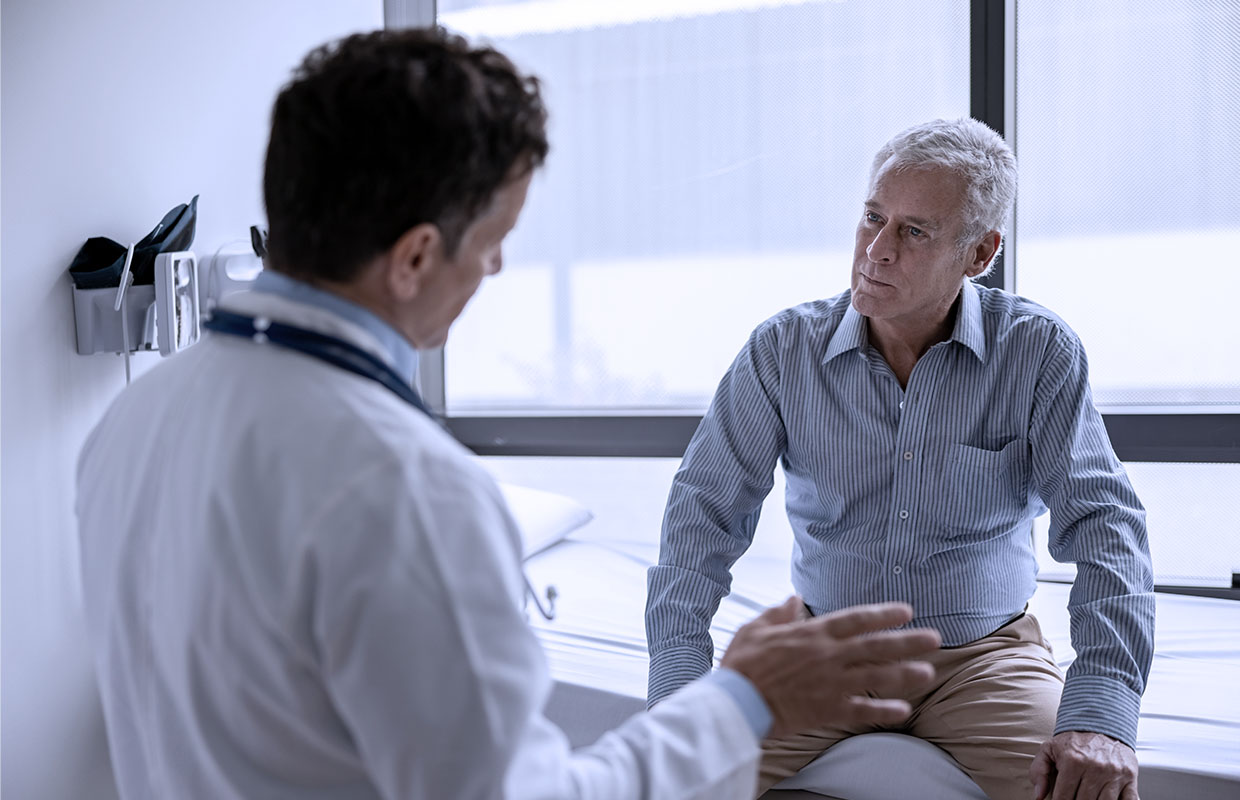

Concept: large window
[[1014, 1, 1240, 589], [439, 0, 971, 412], [1013, 0, 1240, 408], [395, 1, 1239, 591]]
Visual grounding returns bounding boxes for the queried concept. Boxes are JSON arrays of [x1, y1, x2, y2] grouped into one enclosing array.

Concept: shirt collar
[[823, 301, 870, 364], [252, 270, 419, 384], [951, 279, 987, 362], [824, 280, 987, 365]]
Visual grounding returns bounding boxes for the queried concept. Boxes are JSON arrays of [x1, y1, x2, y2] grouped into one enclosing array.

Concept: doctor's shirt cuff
[[706, 667, 773, 740]]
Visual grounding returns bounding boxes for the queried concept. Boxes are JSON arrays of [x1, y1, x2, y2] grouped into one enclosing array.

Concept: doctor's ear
[[965, 231, 1001, 278], [386, 223, 442, 301]]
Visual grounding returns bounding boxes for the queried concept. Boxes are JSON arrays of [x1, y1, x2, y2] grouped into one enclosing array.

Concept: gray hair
[[868, 118, 1017, 270]]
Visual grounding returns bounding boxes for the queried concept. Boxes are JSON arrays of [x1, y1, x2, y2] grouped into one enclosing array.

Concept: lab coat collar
[[244, 271, 419, 385], [219, 289, 417, 385]]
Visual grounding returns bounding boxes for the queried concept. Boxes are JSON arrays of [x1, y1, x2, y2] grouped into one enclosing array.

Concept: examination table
[[525, 535, 1240, 800]]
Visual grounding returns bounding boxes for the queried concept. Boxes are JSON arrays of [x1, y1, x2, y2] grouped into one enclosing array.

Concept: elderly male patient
[[644, 118, 1154, 800]]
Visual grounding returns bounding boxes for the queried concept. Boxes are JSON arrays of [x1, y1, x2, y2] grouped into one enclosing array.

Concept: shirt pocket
[[934, 438, 1030, 535]]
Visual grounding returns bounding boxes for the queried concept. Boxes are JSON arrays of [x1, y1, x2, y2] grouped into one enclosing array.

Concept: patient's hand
[[1030, 730, 1139, 800], [719, 597, 939, 738]]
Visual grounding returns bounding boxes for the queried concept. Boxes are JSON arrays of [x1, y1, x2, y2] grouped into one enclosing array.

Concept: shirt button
[[893, 566, 903, 574], [903, 451, 913, 461], [898, 509, 909, 520], [899, 401, 905, 409]]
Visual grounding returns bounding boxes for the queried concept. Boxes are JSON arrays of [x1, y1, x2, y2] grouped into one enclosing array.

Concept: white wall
[[0, 1, 384, 795]]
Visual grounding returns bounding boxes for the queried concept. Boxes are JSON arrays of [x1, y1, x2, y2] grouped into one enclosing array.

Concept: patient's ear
[[965, 231, 1001, 278], [387, 223, 441, 301]]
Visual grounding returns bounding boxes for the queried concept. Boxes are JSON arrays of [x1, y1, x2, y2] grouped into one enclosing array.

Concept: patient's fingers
[[818, 602, 915, 639], [1098, 779, 1124, 800], [1048, 763, 1081, 800], [1029, 742, 1054, 799]]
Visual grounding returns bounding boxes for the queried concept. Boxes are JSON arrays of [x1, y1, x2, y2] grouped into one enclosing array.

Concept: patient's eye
[[908, 226, 926, 238], [865, 211, 882, 224]]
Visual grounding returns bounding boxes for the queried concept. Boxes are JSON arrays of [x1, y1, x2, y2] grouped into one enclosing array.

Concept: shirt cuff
[[648, 645, 713, 708], [1055, 674, 1143, 749], [706, 668, 773, 740]]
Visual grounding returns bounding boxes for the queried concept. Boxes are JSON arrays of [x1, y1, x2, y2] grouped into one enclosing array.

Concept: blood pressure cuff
[[68, 195, 198, 289]]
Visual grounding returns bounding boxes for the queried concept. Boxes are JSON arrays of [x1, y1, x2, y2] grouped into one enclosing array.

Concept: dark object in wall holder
[[249, 225, 268, 259], [67, 195, 198, 289]]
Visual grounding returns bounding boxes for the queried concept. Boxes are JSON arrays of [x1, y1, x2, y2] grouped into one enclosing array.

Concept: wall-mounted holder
[[202, 243, 263, 312], [152, 250, 201, 356], [72, 246, 200, 379], [72, 282, 157, 355]]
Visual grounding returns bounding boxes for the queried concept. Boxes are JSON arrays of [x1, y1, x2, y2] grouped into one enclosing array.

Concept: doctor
[[76, 28, 940, 799]]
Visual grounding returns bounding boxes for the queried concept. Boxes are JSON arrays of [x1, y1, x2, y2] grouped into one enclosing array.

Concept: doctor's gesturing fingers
[[720, 598, 941, 738]]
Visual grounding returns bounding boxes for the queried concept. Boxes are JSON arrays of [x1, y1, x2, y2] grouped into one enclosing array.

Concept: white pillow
[[497, 482, 594, 560]]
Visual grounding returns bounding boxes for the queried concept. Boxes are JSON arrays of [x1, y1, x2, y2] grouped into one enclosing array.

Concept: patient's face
[[850, 164, 977, 329]]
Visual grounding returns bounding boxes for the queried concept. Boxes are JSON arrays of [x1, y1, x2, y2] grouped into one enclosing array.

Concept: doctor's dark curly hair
[[263, 27, 549, 282]]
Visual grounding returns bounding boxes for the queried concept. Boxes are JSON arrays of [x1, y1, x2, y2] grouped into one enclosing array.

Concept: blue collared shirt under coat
[[645, 280, 1155, 748], [253, 269, 419, 384]]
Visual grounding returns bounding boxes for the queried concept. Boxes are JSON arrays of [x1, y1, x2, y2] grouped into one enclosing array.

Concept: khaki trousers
[[758, 613, 1064, 800]]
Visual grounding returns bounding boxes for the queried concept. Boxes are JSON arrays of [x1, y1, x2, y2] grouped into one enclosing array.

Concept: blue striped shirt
[[646, 280, 1155, 747]]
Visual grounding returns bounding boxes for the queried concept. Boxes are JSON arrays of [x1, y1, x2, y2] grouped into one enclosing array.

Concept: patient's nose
[[867, 225, 896, 263]]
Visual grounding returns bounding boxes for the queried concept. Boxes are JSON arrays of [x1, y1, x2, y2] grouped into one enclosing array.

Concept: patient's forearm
[[645, 563, 730, 706]]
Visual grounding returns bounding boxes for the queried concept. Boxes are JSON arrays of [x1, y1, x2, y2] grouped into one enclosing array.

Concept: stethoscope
[[203, 309, 558, 621]]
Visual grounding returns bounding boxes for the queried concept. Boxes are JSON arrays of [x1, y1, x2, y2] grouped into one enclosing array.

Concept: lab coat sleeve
[[304, 444, 759, 800], [509, 676, 760, 800]]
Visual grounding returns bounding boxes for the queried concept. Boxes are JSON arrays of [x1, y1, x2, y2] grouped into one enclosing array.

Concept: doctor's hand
[[1030, 731, 1139, 800], [720, 598, 940, 738]]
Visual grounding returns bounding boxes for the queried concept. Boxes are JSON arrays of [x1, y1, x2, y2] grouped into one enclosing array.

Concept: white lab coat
[[76, 291, 760, 800]]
